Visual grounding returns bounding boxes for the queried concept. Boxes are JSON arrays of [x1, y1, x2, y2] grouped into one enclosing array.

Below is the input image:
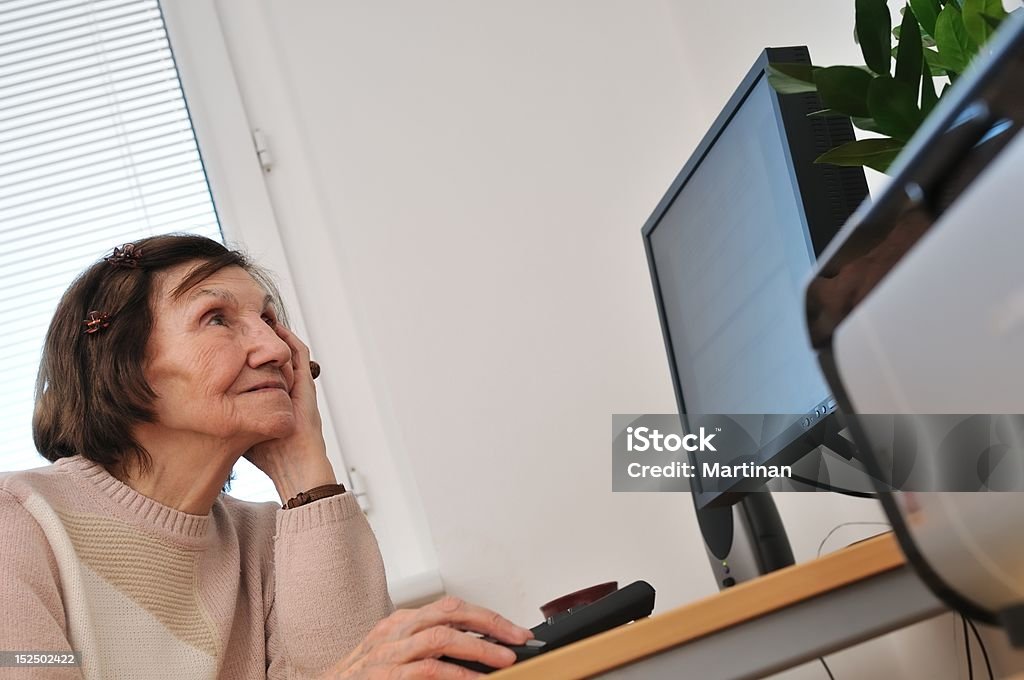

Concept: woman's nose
[[247, 319, 291, 368]]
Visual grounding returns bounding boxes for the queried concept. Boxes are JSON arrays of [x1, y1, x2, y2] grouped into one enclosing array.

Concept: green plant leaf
[[814, 66, 873, 118], [766, 63, 818, 94], [963, 0, 1007, 46], [857, 0, 893, 74], [923, 47, 957, 74], [921, 52, 940, 116], [935, 4, 976, 73], [898, 27, 936, 49], [896, 5, 924, 89], [868, 75, 926, 140], [981, 11, 1005, 30], [911, 0, 943, 36], [852, 116, 885, 133], [816, 138, 905, 172]]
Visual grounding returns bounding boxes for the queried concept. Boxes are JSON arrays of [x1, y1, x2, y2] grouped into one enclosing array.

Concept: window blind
[[0, 0, 277, 503]]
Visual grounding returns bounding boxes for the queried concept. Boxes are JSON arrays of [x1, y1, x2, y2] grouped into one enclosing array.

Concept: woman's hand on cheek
[[245, 323, 338, 503]]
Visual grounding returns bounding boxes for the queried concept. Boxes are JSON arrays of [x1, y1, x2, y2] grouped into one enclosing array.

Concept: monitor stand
[[694, 491, 794, 589]]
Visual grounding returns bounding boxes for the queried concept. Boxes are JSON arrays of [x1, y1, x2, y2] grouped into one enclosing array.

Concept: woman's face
[[142, 263, 296, 451]]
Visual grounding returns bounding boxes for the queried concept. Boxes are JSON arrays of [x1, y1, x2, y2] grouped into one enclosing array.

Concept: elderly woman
[[0, 234, 531, 679]]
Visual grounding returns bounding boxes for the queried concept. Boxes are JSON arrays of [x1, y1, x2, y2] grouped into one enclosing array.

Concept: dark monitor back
[[642, 46, 868, 508]]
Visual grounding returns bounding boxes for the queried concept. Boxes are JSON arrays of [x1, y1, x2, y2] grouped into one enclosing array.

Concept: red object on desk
[[540, 581, 619, 623]]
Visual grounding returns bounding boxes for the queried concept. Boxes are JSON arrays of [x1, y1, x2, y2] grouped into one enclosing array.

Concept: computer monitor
[[642, 46, 869, 510]]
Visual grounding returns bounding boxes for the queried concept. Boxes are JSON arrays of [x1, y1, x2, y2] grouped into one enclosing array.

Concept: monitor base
[[694, 491, 795, 589]]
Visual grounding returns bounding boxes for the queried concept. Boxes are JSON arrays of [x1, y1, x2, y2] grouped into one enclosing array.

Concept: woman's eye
[[262, 315, 277, 327]]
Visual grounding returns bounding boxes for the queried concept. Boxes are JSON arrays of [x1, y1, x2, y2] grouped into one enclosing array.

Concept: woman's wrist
[[272, 461, 338, 505], [282, 482, 347, 509], [256, 439, 338, 503]]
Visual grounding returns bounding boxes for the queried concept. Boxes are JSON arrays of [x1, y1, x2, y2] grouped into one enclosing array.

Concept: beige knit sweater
[[0, 456, 394, 679]]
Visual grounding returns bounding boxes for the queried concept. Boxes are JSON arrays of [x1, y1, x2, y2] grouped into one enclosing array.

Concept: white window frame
[[158, 0, 443, 607], [155, 0, 355, 494]]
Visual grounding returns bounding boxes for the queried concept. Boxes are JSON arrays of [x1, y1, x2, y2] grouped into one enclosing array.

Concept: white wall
[[182, 0, 1024, 677], [207, 0, 719, 613]]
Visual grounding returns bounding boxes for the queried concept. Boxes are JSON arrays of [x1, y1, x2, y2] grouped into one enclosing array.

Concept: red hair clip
[[105, 244, 142, 268], [83, 311, 111, 335]]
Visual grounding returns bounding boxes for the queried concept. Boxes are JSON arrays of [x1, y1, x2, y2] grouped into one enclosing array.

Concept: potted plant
[[768, 0, 1017, 172]]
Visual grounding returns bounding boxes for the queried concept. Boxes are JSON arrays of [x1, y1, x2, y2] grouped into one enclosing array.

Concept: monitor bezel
[[641, 46, 869, 508]]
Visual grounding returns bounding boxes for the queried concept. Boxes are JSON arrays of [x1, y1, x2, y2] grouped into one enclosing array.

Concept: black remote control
[[439, 639, 546, 674], [440, 580, 655, 674]]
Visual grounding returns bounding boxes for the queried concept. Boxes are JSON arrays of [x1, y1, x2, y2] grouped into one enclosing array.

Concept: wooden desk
[[493, 533, 945, 679]]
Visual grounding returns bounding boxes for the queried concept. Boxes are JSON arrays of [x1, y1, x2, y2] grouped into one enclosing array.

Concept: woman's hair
[[33, 233, 286, 472]]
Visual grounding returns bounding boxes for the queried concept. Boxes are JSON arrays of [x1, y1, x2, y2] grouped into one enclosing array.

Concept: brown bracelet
[[283, 483, 347, 509]]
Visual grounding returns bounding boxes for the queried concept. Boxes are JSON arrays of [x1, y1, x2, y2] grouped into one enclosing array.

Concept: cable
[[819, 656, 836, 680], [953, 614, 961, 679], [789, 473, 880, 499], [966, 618, 994, 680], [962, 615, 974, 680], [816, 521, 892, 558]]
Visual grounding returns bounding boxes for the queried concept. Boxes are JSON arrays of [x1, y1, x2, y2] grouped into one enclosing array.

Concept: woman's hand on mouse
[[322, 596, 534, 679]]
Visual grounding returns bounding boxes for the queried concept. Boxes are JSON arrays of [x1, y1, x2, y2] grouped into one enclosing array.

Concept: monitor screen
[[650, 76, 830, 418], [642, 47, 868, 507]]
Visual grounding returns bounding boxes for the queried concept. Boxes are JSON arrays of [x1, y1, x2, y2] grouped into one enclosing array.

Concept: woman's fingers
[[394, 659, 483, 679], [272, 323, 317, 393], [385, 626, 517, 669], [409, 597, 533, 645], [273, 323, 309, 369], [326, 599, 533, 679]]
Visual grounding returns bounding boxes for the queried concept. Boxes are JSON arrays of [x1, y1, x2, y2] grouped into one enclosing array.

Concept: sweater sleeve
[[0, 489, 83, 680], [266, 492, 394, 679]]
